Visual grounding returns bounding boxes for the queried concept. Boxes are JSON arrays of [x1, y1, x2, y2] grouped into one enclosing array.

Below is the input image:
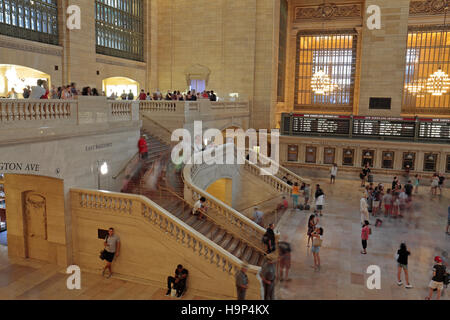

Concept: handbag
[[312, 237, 323, 247], [100, 249, 107, 260]]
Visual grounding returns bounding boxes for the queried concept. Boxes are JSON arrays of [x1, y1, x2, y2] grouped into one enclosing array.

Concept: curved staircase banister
[[112, 152, 140, 180], [182, 163, 268, 249], [140, 113, 173, 145], [70, 187, 262, 279], [247, 149, 312, 185], [243, 158, 293, 195]]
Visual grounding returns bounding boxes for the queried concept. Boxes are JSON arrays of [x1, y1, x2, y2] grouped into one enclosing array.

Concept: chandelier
[[405, 79, 425, 94], [311, 69, 338, 95], [425, 1, 449, 96]]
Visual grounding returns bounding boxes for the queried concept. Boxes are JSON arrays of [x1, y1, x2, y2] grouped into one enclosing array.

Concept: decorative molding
[[96, 56, 146, 69], [294, 3, 362, 21], [0, 35, 62, 57], [410, 0, 448, 15]]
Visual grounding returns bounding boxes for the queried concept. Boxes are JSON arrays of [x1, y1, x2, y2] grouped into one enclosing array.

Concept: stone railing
[[210, 101, 249, 110], [139, 100, 182, 113], [71, 188, 262, 299], [183, 144, 272, 252], [108, 101, 133, 122], [243, 159, 293, 195], [0, 99, 77, 125], [249, 149, 312, 186]]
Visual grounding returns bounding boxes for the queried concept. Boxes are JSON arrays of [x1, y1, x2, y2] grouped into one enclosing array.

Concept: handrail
[[239, 194, 282, 213], [183, 146, 271, 252], [112, 152, 140, 180], [160, 184, 267, 256], [243, 159, 293, 195], [70, 188, 262, 294], [247, 149, 312, 185], [140, 113, 173, 144]]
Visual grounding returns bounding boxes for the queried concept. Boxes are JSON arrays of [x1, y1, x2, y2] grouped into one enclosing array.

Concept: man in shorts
[[102, 227, 120, 278], [426, 256, 447, 300]]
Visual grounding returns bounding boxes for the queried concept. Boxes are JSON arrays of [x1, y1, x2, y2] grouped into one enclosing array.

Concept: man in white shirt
[[360, 193, 369, 225], [330, 164, 338, 184], [30, 79, 46, 99], [192, 197, 207, 220]]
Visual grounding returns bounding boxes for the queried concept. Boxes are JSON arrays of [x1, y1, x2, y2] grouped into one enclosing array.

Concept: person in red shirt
[[361, 220, 370, 254], [138, 90, 147, 101], [138, 135, 148, 160]]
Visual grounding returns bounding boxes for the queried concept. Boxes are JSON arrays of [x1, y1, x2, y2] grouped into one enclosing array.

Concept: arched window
[[95, 0, 144, 62], [0, 0, 58, 45]]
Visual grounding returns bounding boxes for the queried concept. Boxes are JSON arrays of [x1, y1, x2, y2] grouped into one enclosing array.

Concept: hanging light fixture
[[426, 1, 450, 96], [311, 0, 339, 95]]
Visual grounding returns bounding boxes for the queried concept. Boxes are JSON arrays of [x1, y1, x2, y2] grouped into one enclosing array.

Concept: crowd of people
[[120, 89, 218, 102], [4, 81, 219, 102]]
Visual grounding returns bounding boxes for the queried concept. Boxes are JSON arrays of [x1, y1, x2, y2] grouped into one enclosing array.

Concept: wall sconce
[[345, 150, 352, 155], [428, 155, 435, 161], [406, 154, 413, 159], [97, 161, 109, 190], [365, 152, 371, 157]]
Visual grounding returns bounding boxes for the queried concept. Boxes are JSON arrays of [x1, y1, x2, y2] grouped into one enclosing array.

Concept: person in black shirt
[[438, 174, 445, 196], [360, 163, 371, 186], [209, 90, 217, 101], [392, 176, 399, 191], [396, 243, 412, 288], [167, 264, 189, 298], [263, 224, 276, 254], [426, 256, 447, 300], [404, 180, 414, 200]]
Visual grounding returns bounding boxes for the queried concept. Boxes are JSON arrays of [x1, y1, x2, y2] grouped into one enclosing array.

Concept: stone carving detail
[[0, 36, 62, 57], [295, 3, 362, 20], [410, 0, 448, 15], [24, 192, 47, 240]]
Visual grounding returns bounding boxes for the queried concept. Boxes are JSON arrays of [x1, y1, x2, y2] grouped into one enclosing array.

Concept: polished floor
[[276, 178, 449, 300], [0, 178, 448, 300]]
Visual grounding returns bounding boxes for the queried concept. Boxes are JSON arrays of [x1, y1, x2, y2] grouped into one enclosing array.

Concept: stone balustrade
[[71, 188, 262, 299], [0, 99, 77, 125], [108, 101, 133, 122], [183, 144, 269, 253], [243, 160, 293, 195]]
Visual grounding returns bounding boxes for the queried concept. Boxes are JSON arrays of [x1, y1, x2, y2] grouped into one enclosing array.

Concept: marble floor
[[275, 178, 449, 300], [0, 178, 447, 300]]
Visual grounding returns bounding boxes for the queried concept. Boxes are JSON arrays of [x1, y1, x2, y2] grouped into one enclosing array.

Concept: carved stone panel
[[23, 192, 47, 241], [410, 0, 448, 15], [294, 3, 362, 21]]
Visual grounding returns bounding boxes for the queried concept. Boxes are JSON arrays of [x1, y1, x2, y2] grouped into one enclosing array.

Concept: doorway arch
[[0, 64, 50, 98], [102, 77, 140, 99]]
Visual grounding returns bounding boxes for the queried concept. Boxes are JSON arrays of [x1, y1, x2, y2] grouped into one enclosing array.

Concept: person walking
[[260, 253, 277, 300], [360, 192, 369, 226], [330, 163, 338, 184], [431, 174, 439, 196], [414, 174, 420, 194], [263, 224, 276, 254], [253, 207, 264, 228], [101, 227, 120, 278], [138, 135, 149, 160], [311, 227, 323, 271], [361, 221, 370, 254], [235, 263, 249, 300], [425, 256, 447, 300], [396, 243, 413, 288], [292, 182, 300, 209], [278, 240, 291, 281], [307, 214, 317, 248], [315, 185, 324, 216], [446, 205, 450, 235]]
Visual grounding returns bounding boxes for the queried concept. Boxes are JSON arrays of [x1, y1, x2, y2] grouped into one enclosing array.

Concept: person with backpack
[[361, 221, 370, 255], [396, 243, 413, 288], [425, 256, 447, 300], [278, 240, 291, 281]]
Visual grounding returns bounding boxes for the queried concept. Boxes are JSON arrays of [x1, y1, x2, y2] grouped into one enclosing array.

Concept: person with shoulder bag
[[101, 227, 120, 278], [311, 227, 323, 271]]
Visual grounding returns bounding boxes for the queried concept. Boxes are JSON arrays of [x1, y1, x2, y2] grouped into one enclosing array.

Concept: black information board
[[353, 117, 416, 138], [418, 118, 450, 140], [291, 114, 350, 135]]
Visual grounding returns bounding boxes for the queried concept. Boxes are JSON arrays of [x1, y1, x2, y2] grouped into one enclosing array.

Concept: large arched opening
[[0, 65, 50, 98], [205, 178, 233, 207], [102, 77, 140, 99]]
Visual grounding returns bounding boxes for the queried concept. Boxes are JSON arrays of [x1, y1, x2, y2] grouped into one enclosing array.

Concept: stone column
[[358, 0, 411, 116]]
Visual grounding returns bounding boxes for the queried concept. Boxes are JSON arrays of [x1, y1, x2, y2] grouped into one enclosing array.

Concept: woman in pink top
[[361, 220, 370, 254]]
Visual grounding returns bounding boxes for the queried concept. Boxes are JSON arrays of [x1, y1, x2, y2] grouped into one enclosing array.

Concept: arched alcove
[[0, 64, 50, 98], [102, 77, 140, 99]]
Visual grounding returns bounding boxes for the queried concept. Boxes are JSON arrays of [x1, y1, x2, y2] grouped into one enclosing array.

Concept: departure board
[[291, 114, 351, 135], [418, 118, 450, 140], [353, 116, 416, 138]]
